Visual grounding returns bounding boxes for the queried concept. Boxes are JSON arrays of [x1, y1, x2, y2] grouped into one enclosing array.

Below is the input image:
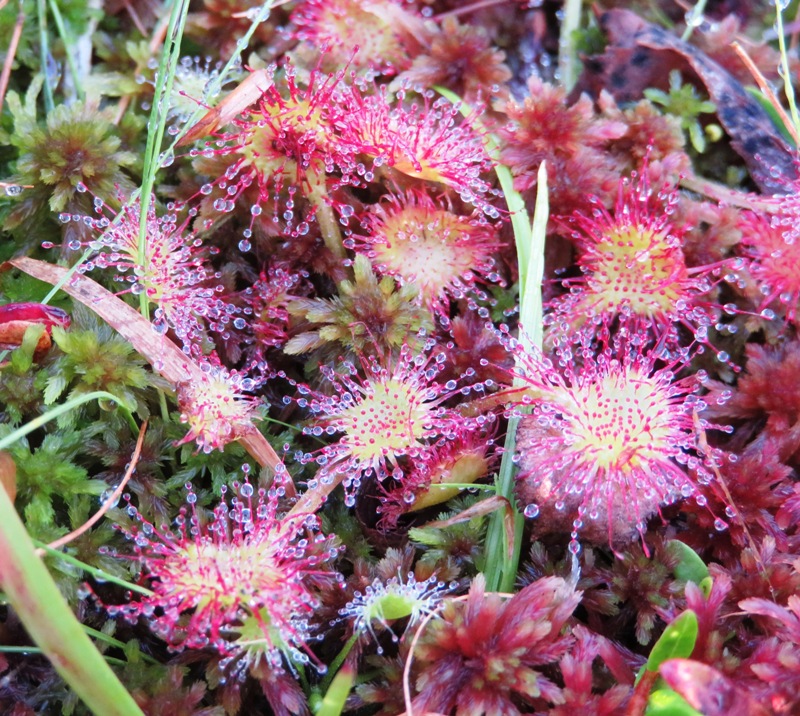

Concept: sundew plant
[[3, 0, 800, 714]]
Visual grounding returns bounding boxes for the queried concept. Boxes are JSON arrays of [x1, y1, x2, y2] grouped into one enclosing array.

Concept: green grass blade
[[136, 0, 192, 317], [0, 390, 135, 451], [484, 163, 548, 592], [0, 474, 144, 715]]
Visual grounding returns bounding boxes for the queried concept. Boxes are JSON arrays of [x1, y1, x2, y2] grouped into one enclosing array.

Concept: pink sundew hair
[[108, 478, 339, 674], [353, 188, 502, 317]]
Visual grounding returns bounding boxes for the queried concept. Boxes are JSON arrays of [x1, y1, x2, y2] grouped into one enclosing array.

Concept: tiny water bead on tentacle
[[354, 188, 502, 316], [110, 479, 340, 679], [301, 341, 484, 505], [508, 331, 730, 554]]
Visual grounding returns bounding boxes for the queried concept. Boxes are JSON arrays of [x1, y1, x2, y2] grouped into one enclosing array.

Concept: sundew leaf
[[646, 610, 698, 672], [9, 256, 284, 474]]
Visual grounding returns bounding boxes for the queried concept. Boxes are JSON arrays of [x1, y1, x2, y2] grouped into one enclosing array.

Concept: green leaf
[[647, 610, 698, 672], [745, 86, 797, 146], [667, 540, 710, 586], [315, 666, 354, 716], [646, 686, 703, 716], [9, 324, 44, 373], [44, 372, 68, 404]]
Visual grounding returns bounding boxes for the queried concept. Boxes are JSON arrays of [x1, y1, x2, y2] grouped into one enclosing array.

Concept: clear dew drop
[[523, 503, 540, 518]]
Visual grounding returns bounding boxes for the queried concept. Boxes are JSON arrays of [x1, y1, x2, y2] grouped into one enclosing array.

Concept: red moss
[[499, 77, 626, 214], [393, 15, 512, 102], [550, 626, 631, 715], [704, 340, 800, 427], [412, 573, 581, 714], [597, 93, 688, 175]]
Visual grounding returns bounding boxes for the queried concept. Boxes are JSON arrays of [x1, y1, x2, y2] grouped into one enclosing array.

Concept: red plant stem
[[0, 3, 25, 114], [625, 670, 659, 716], [37, 422, 148, 556]]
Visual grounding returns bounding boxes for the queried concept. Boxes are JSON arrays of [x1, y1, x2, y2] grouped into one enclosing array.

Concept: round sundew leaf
[[369, 592, 416, 622]]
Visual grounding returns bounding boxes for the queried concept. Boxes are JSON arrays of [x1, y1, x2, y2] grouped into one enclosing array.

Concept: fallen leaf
[[579, 9, 797, 193], [5, 257, 286, 482]]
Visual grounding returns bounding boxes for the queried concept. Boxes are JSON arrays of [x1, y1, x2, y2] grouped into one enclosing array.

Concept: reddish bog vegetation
[[2, 1, 800, 714]]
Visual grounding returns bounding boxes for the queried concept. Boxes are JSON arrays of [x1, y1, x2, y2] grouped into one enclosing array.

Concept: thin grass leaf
[[0, 458, 145, 716]]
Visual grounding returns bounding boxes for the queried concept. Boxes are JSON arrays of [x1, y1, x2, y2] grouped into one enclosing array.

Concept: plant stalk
[[0, 460, 144, 716]]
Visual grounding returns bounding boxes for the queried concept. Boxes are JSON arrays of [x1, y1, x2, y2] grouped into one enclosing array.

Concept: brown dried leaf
[[177, 68, 272, 146], [6, 257, 285, 478], [586, 9, 797, 193]]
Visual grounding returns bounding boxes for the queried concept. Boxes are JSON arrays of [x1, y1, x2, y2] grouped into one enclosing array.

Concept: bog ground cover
[[1, 1, 800, 714]]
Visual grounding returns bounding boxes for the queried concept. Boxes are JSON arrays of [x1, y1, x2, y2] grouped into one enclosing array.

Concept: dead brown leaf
[[6, 257, 287, 484]]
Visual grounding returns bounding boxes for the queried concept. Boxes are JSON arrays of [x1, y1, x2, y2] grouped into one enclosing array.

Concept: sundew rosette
[[547, 167, 725, 356], [505, 330, 732, 554], [298, 340, 493, 506], [353, 188, 502, 318], [106, 478, 340, 678]]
